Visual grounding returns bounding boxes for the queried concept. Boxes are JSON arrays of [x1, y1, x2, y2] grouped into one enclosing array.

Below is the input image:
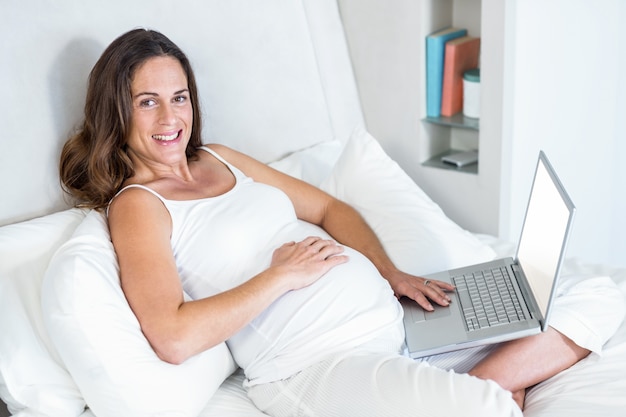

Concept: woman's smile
[[153, 129, 183, 144], [125, 55, 193, 165]]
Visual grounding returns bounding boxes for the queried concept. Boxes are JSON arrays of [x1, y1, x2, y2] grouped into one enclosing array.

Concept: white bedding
[[2, 136, 626, 417], [1, 1, 625, 416]]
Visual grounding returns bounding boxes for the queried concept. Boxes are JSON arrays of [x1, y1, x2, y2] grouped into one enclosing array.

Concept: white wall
[[0, 0, 362, 226], [502, 0, 626, 268], [7, 0, 620, 267], [338, 0, 504, 237], [340, 0, 626, 268]]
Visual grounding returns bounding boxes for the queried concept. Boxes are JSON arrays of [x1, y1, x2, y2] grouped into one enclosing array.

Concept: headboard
[[0, 0, 364, 226]]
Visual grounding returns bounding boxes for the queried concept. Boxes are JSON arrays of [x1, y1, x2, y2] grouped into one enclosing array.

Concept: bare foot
[[512, 389, 526, 410]]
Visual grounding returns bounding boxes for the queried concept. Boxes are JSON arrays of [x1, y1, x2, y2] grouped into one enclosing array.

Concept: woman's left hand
[[383, 269, 455, 312]]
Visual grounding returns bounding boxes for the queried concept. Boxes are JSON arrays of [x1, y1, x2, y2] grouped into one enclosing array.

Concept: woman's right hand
[[270, 236, 349, 291]]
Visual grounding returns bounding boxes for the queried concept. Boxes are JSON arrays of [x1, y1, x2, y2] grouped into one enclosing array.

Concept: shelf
[[422, 149, 479, 174], [423, 112, 479, 130]]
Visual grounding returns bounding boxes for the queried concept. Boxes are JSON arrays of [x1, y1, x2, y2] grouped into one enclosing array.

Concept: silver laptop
[[402, 151, 575, 358]]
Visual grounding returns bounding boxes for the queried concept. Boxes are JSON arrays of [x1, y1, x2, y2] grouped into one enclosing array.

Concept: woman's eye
[[139, 98, 156, 107], [174, 95, 188, 104]]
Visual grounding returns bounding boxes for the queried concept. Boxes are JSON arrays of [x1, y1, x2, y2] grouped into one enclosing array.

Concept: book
[[425, 27, 467, 118], [440, 36, 481, 117]]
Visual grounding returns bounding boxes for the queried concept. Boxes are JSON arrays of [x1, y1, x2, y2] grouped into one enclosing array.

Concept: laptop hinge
[[512, 264, 541, 321]]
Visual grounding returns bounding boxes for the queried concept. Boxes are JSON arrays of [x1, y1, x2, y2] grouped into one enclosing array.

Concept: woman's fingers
[[306, 237, 345, 259], [421, 279, 453, 305], [387, 271, 455, 312], [272, 237, 349, 289]]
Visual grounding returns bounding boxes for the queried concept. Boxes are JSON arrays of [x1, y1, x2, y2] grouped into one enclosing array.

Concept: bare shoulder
[[202, 145, 335, 224], [203, 142, 231, 154], [107, 186, 171, 241], [108, 185, 165, 215], [203, 143, 256, 164], [202, 143, 273, 177]]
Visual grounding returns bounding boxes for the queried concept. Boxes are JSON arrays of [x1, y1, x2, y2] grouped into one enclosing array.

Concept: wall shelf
[[414, 0, 503, 234], [420, 0, 482, 176], [338, 0, 503, 235], [423, 113, 479, 130], [422, 149, 479, 174]]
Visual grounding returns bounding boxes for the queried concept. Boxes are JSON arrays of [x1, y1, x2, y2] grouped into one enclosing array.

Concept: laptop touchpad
[[424, 305, 452, 320]]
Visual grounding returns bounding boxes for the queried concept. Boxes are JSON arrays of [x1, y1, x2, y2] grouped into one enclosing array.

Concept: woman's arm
[[108, 187, 347, 364], [208, 144, 454, 311]]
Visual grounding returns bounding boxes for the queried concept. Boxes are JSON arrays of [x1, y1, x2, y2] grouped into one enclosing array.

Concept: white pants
[[247, 274, 625, 417], [248, 350, 522, 417]]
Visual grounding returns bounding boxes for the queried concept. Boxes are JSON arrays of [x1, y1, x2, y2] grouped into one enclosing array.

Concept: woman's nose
[[158, 103, 176, 125]]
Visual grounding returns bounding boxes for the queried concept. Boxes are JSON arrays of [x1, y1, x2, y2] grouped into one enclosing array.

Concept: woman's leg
[[468, 326, 590, 408], [248, 351, 523, 417], [444, 274, 624, 409]]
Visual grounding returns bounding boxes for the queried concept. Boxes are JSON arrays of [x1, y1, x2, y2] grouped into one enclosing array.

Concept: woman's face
[[126, 55, 193, 167]]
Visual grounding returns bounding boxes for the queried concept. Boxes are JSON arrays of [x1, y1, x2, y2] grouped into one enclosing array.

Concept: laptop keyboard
[[452, 266, 528, 331]]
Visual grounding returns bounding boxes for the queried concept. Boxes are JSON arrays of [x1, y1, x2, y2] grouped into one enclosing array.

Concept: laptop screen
[[516, 152, 575, 322]]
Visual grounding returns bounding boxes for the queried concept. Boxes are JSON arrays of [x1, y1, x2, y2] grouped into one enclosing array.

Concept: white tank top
[[115, 147, 404, 386]]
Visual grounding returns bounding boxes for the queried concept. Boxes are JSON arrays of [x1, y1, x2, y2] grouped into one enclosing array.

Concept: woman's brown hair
[[59, 28, 203, 209]]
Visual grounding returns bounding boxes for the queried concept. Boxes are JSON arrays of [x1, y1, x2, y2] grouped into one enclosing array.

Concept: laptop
[[402, 151, 576, 358]]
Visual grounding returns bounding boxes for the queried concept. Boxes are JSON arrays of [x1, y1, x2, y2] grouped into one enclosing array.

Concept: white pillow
[[320, 127, 496, 276], [0, 209, 87, 416], [41, 210, 237, 417], [268, 140, 343, 186]]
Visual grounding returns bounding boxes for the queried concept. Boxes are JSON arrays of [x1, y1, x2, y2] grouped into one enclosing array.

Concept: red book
[[440, 36, 480, 117]]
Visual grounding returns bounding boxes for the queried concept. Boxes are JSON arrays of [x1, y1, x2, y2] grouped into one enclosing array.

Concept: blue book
[[426, 27, 467, 118]]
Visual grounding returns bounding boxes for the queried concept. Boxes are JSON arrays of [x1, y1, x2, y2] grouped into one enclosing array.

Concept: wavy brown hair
[[60, 28, 203, 209]]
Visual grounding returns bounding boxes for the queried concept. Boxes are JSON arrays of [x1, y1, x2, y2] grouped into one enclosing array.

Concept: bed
[[1, 1, 625, 416]]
